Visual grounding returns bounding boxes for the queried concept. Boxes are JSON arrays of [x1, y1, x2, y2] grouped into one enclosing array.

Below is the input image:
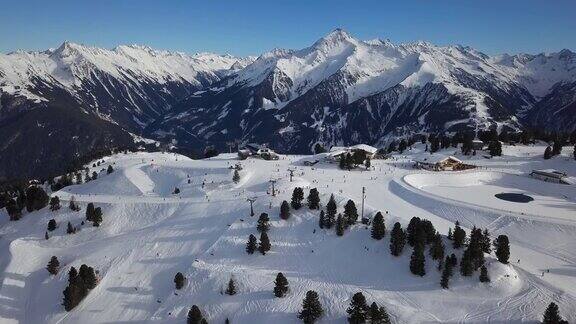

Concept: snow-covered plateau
[[1, 143, 575, 323]]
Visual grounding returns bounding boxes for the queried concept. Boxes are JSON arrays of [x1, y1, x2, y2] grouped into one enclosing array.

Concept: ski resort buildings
[[530, 169, 575, 185], [414, 155, 475, 171], [326, 144, 378, 162], [238, 144, 279, 160]]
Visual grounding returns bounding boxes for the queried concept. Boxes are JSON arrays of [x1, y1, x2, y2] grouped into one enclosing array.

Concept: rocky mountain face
[[0, 43, 253, 180], [1, 30, 575, 180], [149, 29, 575, 153]]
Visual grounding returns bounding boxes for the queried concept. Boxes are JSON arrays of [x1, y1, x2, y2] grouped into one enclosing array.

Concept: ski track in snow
[[0, 146, 575, 323]]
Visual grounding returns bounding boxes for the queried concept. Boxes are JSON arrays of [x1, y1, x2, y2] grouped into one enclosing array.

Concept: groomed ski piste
[[0, 143, 575, 323]]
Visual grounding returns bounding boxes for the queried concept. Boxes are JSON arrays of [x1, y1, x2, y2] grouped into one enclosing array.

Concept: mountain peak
[[320, 28, 354, 43]]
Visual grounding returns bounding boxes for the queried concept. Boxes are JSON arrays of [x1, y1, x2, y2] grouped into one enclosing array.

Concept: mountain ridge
[[1, 29, 575, 180]]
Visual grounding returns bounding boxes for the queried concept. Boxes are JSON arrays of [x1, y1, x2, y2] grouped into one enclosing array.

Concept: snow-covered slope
[[0, 42, 254, 128], [1, 145, 575, 323]]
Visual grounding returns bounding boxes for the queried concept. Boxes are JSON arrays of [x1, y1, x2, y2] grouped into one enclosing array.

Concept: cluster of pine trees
[[367, 213, 504, 289], [297, 290, 391, 324], [62, 264, 98, 311], [85, 202, 103, 227], [347, 292, 391, 324], [338, 151, 371, 170], [246, 213, 272, 255], [5, 185, 49, 220]]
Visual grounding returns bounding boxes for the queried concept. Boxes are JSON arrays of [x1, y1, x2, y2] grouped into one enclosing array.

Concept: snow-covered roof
[[328, 144, 377, 155], [349, 144, 378, 154], [414, 155, 462, 164], [531, 169, 568, 178], [327, 150, 347, 157]]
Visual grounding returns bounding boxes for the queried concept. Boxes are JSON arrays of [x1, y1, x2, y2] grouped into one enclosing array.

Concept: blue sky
[[1, 0, 574, 56]]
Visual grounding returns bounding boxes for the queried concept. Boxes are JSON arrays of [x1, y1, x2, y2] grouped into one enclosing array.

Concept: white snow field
[[0, 145, 575, 323]]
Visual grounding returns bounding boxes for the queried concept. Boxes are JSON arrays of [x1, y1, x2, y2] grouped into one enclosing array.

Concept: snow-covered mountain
[[1, 30, 575, 180], [0, 42, 254, 129], [0, 42, 254, 180], [151, 29, 575, 153]]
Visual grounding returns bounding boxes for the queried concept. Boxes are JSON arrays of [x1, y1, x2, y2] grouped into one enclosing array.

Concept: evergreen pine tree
[[280, 200, 291, 220], [389, 222, 406, 256], [298, 290, 323, 324], [47, 256, 60, 275], [479, 265, 490, 283], [45, 231, 49, 240], [67, 222, 75, 234], [406, 217, 422, 247], [92, 207, 103, 226], [440, 256, 452, 289], [452, 221, 466, 249], [68, 267, 78, 285], [107, 165, 114, 174], [326, 194, 337, 224], [429, 233, 445, 261], [544, 146, 553, 159], [86, 202, 95, 221], [48, 219, 57, 231], [460, 249, 474, 276], [409, 244, 426, 276], [494, 235, 510, 264], [367, 302, 390, 324], [367, 302, 381, 324], [450, 253, 458, 268], [347, 292, 369, 324], [339, 155, 347, 170], [468, 227, 485, 270], [187, 305, 204, 324], [542, 302, 564, 324], [343, 200, 359, 225], [552, 140, 563, 156], [49, 196, 61, 211], [307, 188, 320, 209], [336, 214, 345, 236], [25, 186, 49, 212], [259, 232, 271, 255], [291, 187, 305, 209], [233, 169, 241, 183], [345, 153, 354, 170], [447, 228, 453, 240], [370, 212, 386, 240], [246, 234, 258, 254], [225, 278, 237, 295], [273, 272, 289, 297], [488, 141, 502, 156], [378, 306, 391, 324], [319, 210, 326, 229], [314, 143, 326, 154], [79, 264, 98, 289], [481, 228, 492, 254], [257, 213, 270, 232], [174, 272, 185, 290]]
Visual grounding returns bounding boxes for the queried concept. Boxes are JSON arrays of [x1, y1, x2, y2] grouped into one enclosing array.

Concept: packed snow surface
[[1, 144, 575, 323]]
